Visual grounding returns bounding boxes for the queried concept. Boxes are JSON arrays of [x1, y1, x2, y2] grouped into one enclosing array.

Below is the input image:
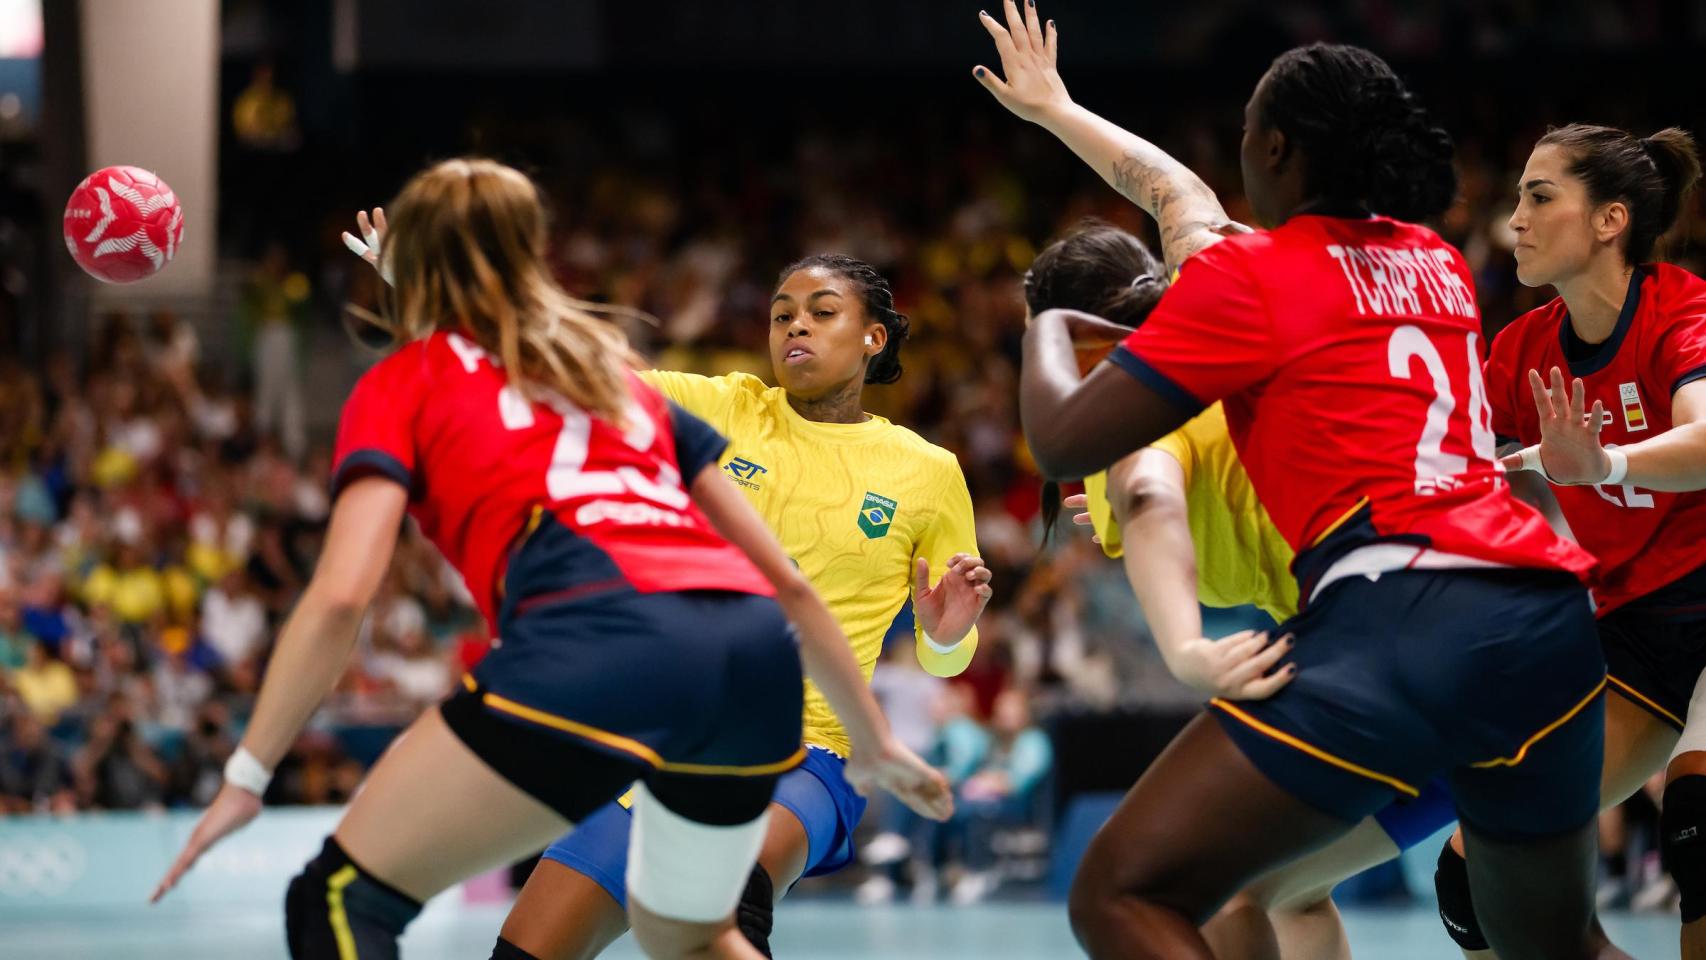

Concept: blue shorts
[[1372, 777, 1455, 850], [1212, 567, 1605, 841], [541, 745, 868, 906]]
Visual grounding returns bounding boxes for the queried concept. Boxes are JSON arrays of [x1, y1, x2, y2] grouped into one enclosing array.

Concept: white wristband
[[223, 746, 272, 797], [1515, 445, 1556, 483], [921, 631, 960, 655], [1603, 448, 1629, 486]]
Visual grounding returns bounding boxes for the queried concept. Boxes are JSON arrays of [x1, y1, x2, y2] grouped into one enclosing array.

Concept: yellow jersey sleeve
[[1083, 424, 1199, 560], [637, 369, 755, 423], [912, 454, 980, 677], [1079, 404, 1300, 623]]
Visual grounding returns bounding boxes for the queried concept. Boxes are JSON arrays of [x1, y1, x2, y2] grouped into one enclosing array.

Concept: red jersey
[[1486, 263, 1706, 614], [331, 331, 772, 631], [1112, 215, 1595, 594]]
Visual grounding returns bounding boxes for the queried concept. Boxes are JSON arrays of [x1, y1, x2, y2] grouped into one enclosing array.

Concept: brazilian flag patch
[[858, 492, 898, 539]]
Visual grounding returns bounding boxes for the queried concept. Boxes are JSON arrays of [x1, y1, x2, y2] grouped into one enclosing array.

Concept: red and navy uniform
[[1111, 216, 1604, 838], [1487, 263, 1706, 729], [332, 331, 802, 823]]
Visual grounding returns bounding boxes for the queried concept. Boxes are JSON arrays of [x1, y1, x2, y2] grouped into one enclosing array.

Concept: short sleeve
[[639, 370, 741, 421], [1483, 326, 1523, 445], [331, 354, 424, 499], [1110, 243, 1276, 411], [668, 400, 730, 478], [1655, 288, 1706, 397]]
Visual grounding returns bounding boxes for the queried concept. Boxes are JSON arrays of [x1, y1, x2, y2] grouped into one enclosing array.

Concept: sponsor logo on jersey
[[724, 457, 768, 490], [858, 492, 898, 539], [1619, 382, 1648, 432]]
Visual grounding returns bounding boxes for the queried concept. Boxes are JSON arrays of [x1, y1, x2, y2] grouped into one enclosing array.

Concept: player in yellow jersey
[[496, 255, 992, 960], [344, 215, 991, 958]]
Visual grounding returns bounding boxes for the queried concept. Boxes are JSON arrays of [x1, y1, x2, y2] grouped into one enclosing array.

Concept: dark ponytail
[[1538, 124, 1701, 264], [776, 254, 911, 385], [1024, 221, 1169, 546], [1257, 43, 1457, 222]]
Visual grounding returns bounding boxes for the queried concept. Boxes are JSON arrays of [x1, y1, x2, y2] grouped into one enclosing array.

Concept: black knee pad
[[284, 836, 422, 959], [490, 936, 543, 960], [734, 864, 775, 958], [1433, 841, 1490, 952], [1663, 775, 1706, 923]]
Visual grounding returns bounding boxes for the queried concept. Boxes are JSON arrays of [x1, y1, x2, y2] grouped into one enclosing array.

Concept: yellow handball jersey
[[641, 370, 980, 757], [1083, 403, 1299, 623]]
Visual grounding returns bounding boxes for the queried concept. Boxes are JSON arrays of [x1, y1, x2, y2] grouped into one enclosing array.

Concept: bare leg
[[334, 708, 570, 902], [1067, 715, 1355, 960], [755, 804, 811, 895], [501, 861, 630, 960], [628, 897, 766, 960], [1203, 815, 1397, 960], [498, 801, 810, 960]]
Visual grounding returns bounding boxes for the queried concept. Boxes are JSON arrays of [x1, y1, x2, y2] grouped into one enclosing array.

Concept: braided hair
[[1256, 43, 1457, 222]]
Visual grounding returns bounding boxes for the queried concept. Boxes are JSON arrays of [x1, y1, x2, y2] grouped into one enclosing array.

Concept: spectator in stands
[[74, 701, 168, 811], [11, 640, 76, 726], [0, 710, 76, 814], [938, 687, 1054, 905]]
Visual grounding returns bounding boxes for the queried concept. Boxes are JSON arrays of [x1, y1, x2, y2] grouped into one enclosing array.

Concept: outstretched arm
[[153, 478, 407, 902], [973, 0, 1242, 274], [1505, 371, 1706, 492]]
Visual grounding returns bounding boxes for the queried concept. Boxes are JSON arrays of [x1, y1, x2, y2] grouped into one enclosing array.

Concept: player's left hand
[[1501, 367, 1612, 484], [341, 207, 393, 285], [1062, 492, 1102, 544], [844, 736, 955, 821], [914, 554, 994, 645], [150, 782, 263, 904]]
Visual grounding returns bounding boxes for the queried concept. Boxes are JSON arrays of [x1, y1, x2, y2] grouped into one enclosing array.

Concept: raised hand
[[1501, 367, 1612, 484], [972, 0, 1067, 125], [341, 207, 392, 284]]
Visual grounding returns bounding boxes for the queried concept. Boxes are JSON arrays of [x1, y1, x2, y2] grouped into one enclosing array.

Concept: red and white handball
[[62, 166, 185, 284]]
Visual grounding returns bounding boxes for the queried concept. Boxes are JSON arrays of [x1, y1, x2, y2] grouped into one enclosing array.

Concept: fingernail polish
[[975, 67, 986, 77]]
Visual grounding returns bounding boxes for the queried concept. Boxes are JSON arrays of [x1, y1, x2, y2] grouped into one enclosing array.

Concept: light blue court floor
[[0, 901, 1683, 959]]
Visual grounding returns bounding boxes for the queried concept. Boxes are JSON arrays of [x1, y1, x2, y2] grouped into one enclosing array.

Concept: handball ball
[[63, 166, 185, 284]]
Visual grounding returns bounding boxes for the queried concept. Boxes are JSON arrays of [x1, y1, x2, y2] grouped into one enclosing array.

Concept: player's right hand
[[972, 0, 1068, 125], [1169, 630, 1297, 701], [845, 736, 955, 822]]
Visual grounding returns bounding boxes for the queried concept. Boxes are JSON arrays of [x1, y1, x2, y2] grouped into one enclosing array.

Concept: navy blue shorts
[[541, 745, 868, 906], [440, 585, 805, 825], [1600, 561, 1706, 731], [1212, 568, 1604, 841]]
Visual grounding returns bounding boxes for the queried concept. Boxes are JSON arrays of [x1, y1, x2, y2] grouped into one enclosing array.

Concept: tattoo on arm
[[1110, 150, 1232, 273]]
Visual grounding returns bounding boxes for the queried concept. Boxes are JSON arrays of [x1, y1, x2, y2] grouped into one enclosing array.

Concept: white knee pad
[[625, 782, 770, 923], [1672, 671, 1706, 763]]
